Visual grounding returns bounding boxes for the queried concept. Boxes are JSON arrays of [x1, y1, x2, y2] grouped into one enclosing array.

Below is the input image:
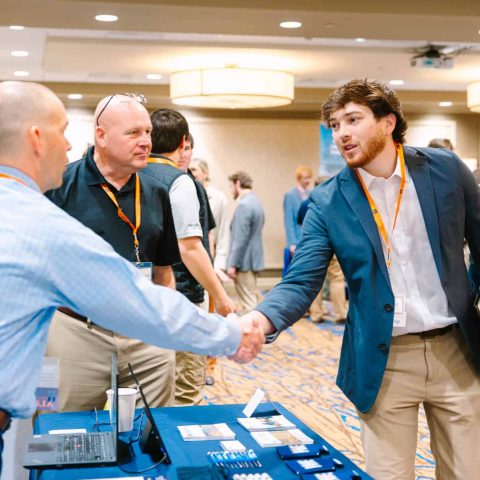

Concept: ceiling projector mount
[[410, 44, 470, 69]]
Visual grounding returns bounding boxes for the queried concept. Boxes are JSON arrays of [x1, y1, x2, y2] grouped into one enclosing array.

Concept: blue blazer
[[283, 187, 306, 247], [258, 147, 480, 413], [227, 192, 265, 272]]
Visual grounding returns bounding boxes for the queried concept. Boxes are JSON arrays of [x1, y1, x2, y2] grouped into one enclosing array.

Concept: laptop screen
[[111, 355, 119, 455], [128, 362, 170, 463]]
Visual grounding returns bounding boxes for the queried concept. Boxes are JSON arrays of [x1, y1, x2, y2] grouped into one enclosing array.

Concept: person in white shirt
[[242, 79, 480, 480], [190, 158, 230, 279], [190, 157, 231, 385]]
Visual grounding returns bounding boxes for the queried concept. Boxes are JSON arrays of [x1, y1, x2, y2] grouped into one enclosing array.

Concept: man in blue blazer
[[283, 165, 313, 257], [246, 79, 480, 479], [227, 171, 265, 312]]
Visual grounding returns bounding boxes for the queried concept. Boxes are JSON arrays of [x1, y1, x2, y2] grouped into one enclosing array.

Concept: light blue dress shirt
[[0, 166, 241, 418]]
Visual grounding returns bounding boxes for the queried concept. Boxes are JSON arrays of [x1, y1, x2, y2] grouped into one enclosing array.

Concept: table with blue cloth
[[29, 403, 372, 480]]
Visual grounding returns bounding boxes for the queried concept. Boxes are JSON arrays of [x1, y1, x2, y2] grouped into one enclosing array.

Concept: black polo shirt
[[47, 147, 179, 266]]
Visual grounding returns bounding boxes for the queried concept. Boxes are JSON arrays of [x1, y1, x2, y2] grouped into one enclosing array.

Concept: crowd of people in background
[[2, 78, 480, 479]]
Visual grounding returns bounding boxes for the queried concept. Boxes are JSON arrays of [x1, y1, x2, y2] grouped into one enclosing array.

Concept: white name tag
[[393, 295, 407, 327], [133, 261, 153, 280]]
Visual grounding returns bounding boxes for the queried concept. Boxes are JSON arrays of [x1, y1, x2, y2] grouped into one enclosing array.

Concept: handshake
[[227, 311, 273, 364]]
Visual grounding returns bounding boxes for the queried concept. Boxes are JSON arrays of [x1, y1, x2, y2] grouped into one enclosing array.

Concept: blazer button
[[378, 343, 389, 354], [384, 304, 393, 312]]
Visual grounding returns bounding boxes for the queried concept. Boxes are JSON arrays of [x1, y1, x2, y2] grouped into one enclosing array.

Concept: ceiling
[[1, 0, 480, 114]]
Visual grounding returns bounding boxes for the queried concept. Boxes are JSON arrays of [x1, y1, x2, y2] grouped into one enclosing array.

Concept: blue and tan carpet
[[205, 315, 436, 480]]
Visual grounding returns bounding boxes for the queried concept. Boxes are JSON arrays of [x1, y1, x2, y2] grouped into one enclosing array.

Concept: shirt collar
[[357, 155, 410, 189], [84, 146, 135, 193], [0, 165, 41, 192]]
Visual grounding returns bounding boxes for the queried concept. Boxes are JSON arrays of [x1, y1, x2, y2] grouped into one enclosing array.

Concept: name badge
[[133, 261, 153, 281], [36, 357, 59, 412], [393, 295, 407, 327]]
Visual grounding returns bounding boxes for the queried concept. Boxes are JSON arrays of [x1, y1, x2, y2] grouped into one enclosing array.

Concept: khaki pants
[[310, 256, 347, 321], [358, 327, 480, 480], [174, 300, 207, 406], [174, 351, 207, 406], [234, 271, 258, 313], [46, 311, 175, 411]]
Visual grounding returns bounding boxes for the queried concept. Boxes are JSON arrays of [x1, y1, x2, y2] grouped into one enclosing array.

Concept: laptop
[[128, 362, 170, 464], [24, 355, 119, 468]]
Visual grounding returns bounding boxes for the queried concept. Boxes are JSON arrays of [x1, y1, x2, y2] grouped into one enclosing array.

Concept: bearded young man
[[242, 79, 480, 480]]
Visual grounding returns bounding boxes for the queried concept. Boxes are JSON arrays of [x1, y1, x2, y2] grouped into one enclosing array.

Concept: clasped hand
[[228, 312, 266, 364]]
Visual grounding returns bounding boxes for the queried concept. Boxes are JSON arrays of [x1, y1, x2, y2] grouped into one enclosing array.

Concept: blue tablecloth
[[29, 403, 372, 479]]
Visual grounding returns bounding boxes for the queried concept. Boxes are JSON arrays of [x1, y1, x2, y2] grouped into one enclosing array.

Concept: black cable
[[116, 409, 168, 474], [117, 451, 168, 474]]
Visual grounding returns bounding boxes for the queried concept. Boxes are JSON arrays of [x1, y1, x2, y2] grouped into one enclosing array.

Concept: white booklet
[[251, 429, 314, 447], [177, 423, 236, 441], [237, 414, 295, 431]]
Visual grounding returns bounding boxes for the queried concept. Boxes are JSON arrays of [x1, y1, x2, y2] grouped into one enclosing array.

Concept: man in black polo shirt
[[143, 109, 236, 405], [46, 93, 179, 411]]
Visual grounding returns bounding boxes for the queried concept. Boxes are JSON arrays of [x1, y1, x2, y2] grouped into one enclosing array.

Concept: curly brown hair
[[321, 79, 408, 144]]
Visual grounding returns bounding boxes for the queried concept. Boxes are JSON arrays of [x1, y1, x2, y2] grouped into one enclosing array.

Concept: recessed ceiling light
[[279, 21, 302, 29], [95, 14, 118, 22], [11, 50, 29, 57], [9, 25, 25, 30], [146, 73, 162, 80], [14, 71, 29, 77], [439, 101, 453, 107], [355, 37, 366, 43], [68, 94, 83, 100], [389, 80, 404, 86]]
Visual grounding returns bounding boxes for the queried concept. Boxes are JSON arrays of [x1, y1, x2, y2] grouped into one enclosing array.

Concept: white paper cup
[[106, 387, 137, 432]]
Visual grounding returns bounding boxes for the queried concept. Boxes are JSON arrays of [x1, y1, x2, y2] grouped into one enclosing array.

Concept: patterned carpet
[[204, 314, 436, 480]]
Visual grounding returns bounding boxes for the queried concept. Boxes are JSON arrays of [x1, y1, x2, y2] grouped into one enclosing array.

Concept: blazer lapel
[[404, 147, 444, 280], [339, 168, 391, 287]]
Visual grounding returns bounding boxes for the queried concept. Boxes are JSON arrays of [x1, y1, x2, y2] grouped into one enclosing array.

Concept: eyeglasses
[[95, 93, 147, 126]]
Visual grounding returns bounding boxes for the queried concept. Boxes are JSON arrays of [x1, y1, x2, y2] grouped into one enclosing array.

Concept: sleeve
[[169, 175, 203, 239], [155, 189, 181, 266], [213, 193, 230, 271], [256, 199, 333, 339], [44, 205, 241, 356], [227, 203, 251, 269], [283, 191, 298, 246]]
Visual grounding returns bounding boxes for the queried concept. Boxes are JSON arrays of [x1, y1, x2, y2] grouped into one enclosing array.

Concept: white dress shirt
[[358, 159, 457, 336], [206, 184, 229, 271], [0, 166, 241, 418]]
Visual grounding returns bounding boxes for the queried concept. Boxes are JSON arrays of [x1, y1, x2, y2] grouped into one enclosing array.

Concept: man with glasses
[[45, 93, 180, 411]]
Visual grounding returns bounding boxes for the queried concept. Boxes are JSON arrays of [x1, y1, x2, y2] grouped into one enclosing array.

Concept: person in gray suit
[[227, 171, 265, 313]]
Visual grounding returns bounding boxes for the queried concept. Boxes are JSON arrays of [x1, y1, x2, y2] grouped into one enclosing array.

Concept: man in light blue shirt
[[0, 81, 264, 472]]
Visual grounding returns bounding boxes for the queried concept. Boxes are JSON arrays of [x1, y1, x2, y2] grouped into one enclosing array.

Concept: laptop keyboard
[[57, 433, 109, 463]]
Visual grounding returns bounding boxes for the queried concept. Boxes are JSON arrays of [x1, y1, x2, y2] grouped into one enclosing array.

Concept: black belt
[[407, 323, 457, 339], [57, 307, 89, 324], [0, 409, 11, 433]]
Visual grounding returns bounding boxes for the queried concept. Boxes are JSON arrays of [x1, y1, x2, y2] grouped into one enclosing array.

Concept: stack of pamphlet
[[237, 414, 295, 432], [177, 423, 235, 441], [250, 429, 314, 448]]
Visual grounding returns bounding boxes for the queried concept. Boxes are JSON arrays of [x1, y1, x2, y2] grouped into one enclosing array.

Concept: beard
[[341, 130, 387, 169]]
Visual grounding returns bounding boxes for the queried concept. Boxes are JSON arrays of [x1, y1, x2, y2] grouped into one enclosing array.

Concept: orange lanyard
[[0, 173, 28, 187], [355, 143, 406, 270], [100, 174, 142, 263], [147, 156, 177, 168]]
